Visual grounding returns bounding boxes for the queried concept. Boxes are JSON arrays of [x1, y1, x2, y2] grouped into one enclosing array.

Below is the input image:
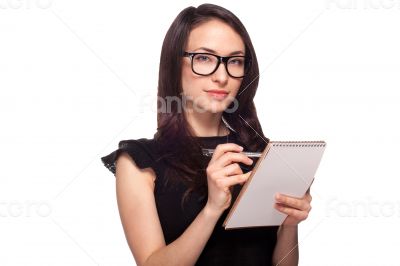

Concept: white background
[[1, 0, 399, 265]]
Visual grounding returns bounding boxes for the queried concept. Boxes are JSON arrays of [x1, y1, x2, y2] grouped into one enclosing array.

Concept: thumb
[[240, 171, 252, 185]]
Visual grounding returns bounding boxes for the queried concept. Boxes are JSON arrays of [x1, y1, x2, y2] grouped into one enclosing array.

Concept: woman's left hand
[[274, 187, 313, 226]]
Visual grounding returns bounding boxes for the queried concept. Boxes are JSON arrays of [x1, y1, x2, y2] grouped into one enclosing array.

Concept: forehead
[[186, 19, 245, 55]]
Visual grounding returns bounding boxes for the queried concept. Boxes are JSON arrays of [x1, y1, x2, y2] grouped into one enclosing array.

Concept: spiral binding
[[271, 141, 326, 147]]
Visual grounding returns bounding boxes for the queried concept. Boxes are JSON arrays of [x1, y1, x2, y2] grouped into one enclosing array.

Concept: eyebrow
[[193, 47, 245, 56]]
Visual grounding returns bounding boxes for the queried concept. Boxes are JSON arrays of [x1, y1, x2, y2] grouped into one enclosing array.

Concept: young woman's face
[[181, 19, 245, 114]]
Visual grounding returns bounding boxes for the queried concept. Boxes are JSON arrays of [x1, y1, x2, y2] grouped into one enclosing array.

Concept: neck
[[184, 110, 229, 137]]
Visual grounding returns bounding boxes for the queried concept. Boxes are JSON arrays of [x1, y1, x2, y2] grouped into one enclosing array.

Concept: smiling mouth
[[205, 90, 229, 100], [206, 90, 229, 94]]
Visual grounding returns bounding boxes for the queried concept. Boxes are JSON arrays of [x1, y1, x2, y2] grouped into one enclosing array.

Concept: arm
[[116, 143, 252, 266], [272, 225, 299, 266], [145, 204, 221, 266], [116, 152, 224, 266], [271, 189, 313, 266]]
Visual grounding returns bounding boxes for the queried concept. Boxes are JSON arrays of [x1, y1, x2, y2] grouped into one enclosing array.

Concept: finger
[[304, 191, 312, 202], [210, 143, 244, 164], [216, 172, 251, 191], [239, 171, 252, 185], [214, 163, 243, 177], [214, 152, 253, 168], [274, 203, 309, 221], [275, 193, 310, 211]]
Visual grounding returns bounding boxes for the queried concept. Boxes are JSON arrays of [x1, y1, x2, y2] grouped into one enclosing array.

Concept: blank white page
[[223, 141, 326, 229]]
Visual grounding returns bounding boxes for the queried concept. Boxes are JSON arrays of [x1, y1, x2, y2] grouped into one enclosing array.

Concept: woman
[[101, 4, 312, 266]]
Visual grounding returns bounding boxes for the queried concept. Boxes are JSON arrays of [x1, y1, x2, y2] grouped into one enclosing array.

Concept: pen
[[202, 148, 262, 158]]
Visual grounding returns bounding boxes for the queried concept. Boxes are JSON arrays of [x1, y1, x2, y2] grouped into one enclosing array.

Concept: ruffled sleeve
[[100, 138, 159, 177]]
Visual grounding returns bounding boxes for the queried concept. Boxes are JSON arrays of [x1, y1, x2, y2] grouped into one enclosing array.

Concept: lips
[[205, 89, 229, 100], [206, 90, 229, 94]]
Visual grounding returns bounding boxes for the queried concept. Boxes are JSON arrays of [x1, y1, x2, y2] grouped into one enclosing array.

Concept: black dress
[[101, 129, 279, 266]]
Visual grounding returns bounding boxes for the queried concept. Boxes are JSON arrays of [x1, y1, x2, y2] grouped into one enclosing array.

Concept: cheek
[[181, 69, 204, 97], [229, 80, 242, 96], [181, 67, 191, 92]]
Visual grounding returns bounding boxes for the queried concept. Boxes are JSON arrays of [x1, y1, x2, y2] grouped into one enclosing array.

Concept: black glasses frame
[[183, 51, 251, 78]]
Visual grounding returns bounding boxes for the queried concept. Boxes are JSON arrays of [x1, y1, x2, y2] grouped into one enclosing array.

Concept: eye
[[194, 54, 211, 62], [229, 58, 244, 65]]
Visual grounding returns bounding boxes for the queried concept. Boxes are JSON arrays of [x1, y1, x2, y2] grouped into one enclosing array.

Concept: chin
[[200, 102, 229, 114]]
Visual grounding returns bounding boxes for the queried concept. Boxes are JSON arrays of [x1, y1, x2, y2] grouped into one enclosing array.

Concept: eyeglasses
[[183, 51, 250, 78]]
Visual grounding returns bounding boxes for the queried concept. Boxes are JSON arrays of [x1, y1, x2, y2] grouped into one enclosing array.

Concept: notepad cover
[[223, 141, 326, 229]]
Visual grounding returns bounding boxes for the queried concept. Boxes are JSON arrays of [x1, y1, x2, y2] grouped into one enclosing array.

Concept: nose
[[211, 60, 229, 84]]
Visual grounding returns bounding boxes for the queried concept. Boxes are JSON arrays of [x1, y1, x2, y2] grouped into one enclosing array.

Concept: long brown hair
[[153, 3, 268, 209]]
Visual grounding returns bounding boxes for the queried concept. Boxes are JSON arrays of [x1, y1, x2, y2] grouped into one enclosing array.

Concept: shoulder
[[118, 137, 157, 149], [101, 137, 160, 176]]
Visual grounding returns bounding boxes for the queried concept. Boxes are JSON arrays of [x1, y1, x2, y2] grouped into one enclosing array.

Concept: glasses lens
[[192, 54, 218, 75], [227, 57, 246, 78], [191, 53, 248, 77]]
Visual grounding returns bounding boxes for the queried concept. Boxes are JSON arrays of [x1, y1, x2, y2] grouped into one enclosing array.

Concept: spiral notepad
[[223, 140, 326, 229]]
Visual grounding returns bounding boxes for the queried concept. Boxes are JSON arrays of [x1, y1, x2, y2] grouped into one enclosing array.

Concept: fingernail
[[238, 146, 244, 151]]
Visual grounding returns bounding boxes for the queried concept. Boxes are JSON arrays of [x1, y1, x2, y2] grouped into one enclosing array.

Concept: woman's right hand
[[205, 143, 254, 216]]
